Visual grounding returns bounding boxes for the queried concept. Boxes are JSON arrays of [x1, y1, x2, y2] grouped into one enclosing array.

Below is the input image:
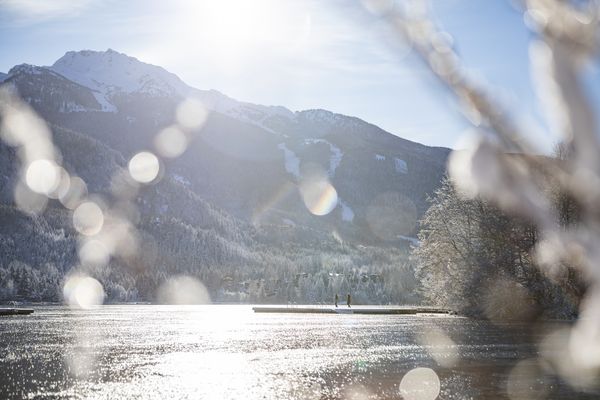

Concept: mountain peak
[[8, 63, 47, 76], [50, 49, 189, 99]]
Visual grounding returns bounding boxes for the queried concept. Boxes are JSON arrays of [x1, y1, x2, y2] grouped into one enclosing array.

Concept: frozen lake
[[0, 305, 596, 399]]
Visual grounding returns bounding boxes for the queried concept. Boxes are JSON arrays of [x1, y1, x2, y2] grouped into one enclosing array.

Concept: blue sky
[[0, 0, 584, 149]]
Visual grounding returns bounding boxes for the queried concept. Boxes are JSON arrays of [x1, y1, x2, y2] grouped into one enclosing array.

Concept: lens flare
[[14, 180, 47, 215], [299, 176, 338, 216], [48, 166, 71, 200], [421, 328, 459, 368], [79, 238, 110, 267], [154, 125, 188, 158], [128, 151, 160, 183], [176, 98, 208, 129], [73, 201, 104, 236], [156, 275, 211, 304], [506, 359, 548, 400], [59, 176, 88, 209], [25, 159, 60, 195], [399, 367, 440, 400], [63, 274, 105, 309]]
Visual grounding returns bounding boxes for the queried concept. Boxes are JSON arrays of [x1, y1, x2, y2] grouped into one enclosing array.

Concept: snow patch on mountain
[[394, 158, 408, 174], [304, 139, 343, 177], [339, 199, 355, 222], [91, 91, 117, 112], [278, 143, 300, 177], [375, 154, 386, 161]]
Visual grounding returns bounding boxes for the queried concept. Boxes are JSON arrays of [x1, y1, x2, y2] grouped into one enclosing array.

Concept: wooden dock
[[252, 306, 453, 315], [0, 308, 34, 316]]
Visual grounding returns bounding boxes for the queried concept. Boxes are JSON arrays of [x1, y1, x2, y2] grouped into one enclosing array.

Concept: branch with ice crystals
[[364, 0, 600, 389], [448, 134, 552, 226]]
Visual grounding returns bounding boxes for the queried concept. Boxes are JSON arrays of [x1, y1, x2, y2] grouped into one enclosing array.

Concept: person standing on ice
[[334, 293, 339, 308], [347, 293, 351, 308]]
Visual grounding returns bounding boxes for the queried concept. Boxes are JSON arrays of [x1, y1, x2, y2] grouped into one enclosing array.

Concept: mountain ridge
[[6, 49, 446, 154]]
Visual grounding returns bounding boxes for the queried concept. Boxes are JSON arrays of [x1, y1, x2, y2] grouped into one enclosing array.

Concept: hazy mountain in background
[[0, 49, 449, 304]]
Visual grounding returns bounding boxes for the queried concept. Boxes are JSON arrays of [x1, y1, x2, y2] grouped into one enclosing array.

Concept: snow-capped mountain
[[49, 49, 296, 128], [51, 49, 189, 96], [1, 49, 450, 243], [50, 49, 189, 111]]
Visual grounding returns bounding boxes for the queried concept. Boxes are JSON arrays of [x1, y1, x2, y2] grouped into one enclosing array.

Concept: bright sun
[[144, 0, 311, 75], [189, 0, 283, 51]]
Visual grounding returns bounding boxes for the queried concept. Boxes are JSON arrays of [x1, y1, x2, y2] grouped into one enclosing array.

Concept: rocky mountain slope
[[0, 49, 449, 303]]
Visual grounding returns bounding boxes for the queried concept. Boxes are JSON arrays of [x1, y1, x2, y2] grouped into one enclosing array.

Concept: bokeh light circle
[[176, 98, 208, 129], [128, 151, 160, 183], [156, 275, 211, 304], [299, 172, 338, 216], [63, 275, 105, 309], [25, 159, 60, 195], [399, 367, 440, 400], [73, 201, 104, 236], [154, 125, 188, 158]]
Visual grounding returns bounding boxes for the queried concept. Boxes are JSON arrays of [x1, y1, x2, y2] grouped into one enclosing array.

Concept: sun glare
[[155, 0, 310, 70], [200, 0, 277, 46]]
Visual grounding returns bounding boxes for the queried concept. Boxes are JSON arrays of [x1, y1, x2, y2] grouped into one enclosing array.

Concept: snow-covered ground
[[278, 143, 300, 177]]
